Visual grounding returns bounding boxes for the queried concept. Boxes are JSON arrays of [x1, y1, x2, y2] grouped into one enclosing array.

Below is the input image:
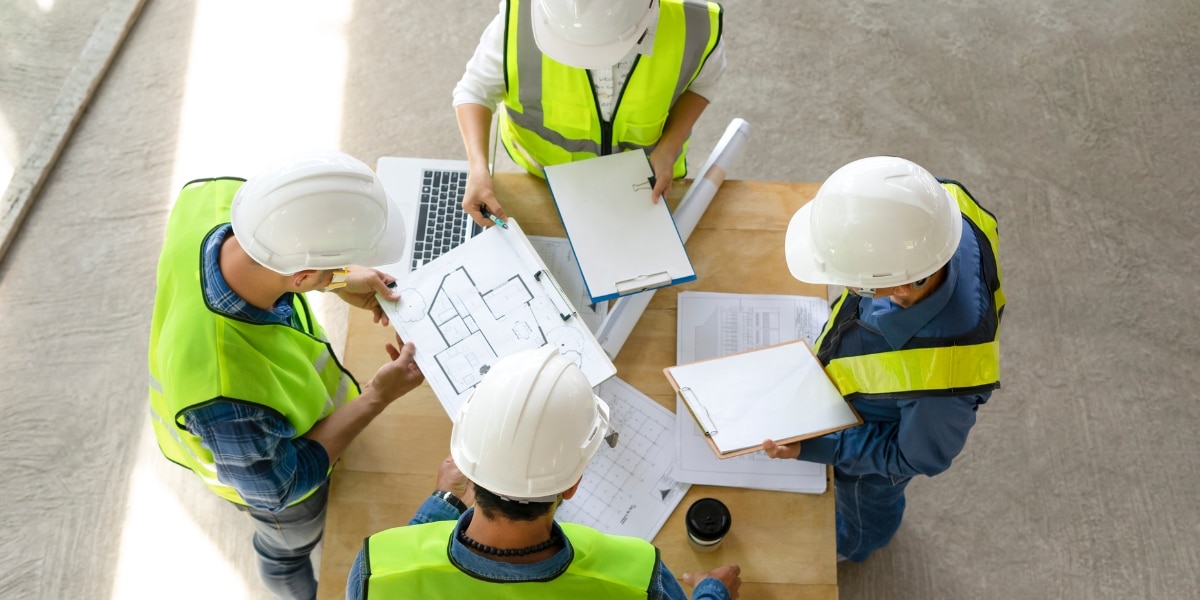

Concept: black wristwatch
[[433, 489, 468, 513]]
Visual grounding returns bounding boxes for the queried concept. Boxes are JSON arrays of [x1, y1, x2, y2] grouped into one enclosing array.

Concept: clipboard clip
[[614, 271, 673, 295], [632, 179, 653, 192], [534, 269, 573, 321], [679, 387, 718, 436]]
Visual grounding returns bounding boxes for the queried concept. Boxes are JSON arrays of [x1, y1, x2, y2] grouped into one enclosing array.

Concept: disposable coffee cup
[[685, 498, 731, 553]]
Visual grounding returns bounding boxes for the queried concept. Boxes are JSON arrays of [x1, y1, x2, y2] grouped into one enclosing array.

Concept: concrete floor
[[2, 0, 1198, 598]]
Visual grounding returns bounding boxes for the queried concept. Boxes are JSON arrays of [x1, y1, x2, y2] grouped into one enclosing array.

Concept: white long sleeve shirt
[[453, 1, 726, 122]]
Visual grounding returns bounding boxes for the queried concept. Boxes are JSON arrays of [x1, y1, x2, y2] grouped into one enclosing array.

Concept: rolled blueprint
[[596, 118, 753, 359]]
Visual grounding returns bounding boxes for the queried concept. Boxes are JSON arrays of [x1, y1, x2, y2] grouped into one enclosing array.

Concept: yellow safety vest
[[814, 181, 1006, 398], [501, 0, 723, 178], [363, 520, 657, 598], [147, 177, 359, 505]]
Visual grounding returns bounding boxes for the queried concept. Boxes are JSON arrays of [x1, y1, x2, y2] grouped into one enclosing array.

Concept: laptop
[[376, 156, 484, 273]]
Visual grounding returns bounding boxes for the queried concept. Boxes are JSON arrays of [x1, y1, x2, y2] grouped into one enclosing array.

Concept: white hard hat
[[785, 156, 963, 288], [450, 346, 614, 502], [230, 149, 406, 274], [532, 0, 657, 69]]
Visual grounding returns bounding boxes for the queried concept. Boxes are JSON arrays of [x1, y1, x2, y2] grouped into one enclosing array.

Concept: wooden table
[[317, 174, 837, 600]]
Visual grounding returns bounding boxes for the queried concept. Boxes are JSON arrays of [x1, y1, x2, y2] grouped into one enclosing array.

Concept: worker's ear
[[561, 478, 583, 500], [289, 269, 319, 291], [890, 283, 915, 300]]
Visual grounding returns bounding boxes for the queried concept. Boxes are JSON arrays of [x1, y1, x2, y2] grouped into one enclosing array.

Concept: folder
[[663, 339, 861, 459], [544, 151, 696, 303]]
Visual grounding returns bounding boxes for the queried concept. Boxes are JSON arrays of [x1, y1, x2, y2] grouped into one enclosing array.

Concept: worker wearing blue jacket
[[764, 156, 1004, 563]]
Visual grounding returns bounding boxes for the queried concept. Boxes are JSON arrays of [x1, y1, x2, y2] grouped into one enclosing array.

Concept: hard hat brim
[[784, 202, 837, 285], [359, 191, 407, 268], [531, 2, 644, 69]]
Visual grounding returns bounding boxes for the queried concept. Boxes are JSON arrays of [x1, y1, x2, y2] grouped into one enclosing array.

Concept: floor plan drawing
[[381, 219, 615, 417], [556, 377, 689, 542]]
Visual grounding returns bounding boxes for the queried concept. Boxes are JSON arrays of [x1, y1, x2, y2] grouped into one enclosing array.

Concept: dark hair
[[473, 485, 556, 522]]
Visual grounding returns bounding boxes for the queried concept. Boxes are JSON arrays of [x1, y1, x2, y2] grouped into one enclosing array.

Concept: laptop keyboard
[[412, 169, 483, 270]]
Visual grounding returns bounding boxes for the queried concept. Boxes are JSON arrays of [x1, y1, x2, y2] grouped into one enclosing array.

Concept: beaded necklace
[[457, 527, 562, 557]]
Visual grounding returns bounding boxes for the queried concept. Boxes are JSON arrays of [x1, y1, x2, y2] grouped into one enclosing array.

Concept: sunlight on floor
[[111, 2, 352, 598], [164, 0, 352, 190], [110, 437, 249, 599]]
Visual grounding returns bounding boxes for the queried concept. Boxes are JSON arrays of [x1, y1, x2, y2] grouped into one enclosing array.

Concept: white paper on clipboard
[[665, 339, 859, 458], [671, 290, 835, 492], [544, 151, 695, 303]]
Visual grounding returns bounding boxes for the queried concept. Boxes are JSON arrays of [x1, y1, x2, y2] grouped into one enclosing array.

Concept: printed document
[[377, 219, 615, 417], [556, 377, 690, 541], [673, 291, 838, 492]]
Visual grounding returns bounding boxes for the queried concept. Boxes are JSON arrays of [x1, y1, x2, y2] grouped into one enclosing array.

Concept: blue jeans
[[834, 470, 912, 562], [238, 482, 328, 600]]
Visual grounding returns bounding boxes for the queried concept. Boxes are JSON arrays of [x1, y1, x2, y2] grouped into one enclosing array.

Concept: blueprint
[[677, 291, 831, 362], [673, 291, 833, 493], [556, 377, 690, 542], [379, 219, 615, 417]]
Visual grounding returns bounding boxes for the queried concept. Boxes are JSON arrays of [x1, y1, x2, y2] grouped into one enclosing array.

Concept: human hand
[[462, 172, 508, 228], [366, 336, 424, 404], [332, 269, 400, 326], [762, 438, 801, 460], [435, 454, 475, 507], [682, 564, 741, 599], [647, 145, 678, 203]]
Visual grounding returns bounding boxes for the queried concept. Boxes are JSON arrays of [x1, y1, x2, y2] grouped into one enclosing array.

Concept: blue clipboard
[[544, 151, 696, 303]]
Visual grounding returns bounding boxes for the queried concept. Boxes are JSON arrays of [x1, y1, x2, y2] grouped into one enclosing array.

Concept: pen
[[481, 208, 508, 229]]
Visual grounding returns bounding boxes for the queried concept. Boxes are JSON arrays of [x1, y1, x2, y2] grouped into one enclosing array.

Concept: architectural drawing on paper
[[556, 377, 688, 541], [399, 266, 586, 395], [694, 303, 784, 360]]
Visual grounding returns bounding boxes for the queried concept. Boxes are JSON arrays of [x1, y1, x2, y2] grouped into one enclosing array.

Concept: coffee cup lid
[[686, 498, 731, 540]]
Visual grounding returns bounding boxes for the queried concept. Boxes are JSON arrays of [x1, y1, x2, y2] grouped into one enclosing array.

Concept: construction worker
[[454, 0, 726, 227], [148, 150, 425, 599], [763, 156, 1005, 563], [346, 346, 741, 599]]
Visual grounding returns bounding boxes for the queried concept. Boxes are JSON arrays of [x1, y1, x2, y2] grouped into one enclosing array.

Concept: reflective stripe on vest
[[147, 177, 359, 505], [501, 0, 722, 177], [813, 181, 1005, 399], [364, 521, 657, 598], [148, 402, 222, 487]]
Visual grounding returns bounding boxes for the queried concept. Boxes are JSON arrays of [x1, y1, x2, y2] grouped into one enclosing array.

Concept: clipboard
[[378, 218, 616, 418], [544, 151, 696, 303], [663, 339, 861, 459]]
